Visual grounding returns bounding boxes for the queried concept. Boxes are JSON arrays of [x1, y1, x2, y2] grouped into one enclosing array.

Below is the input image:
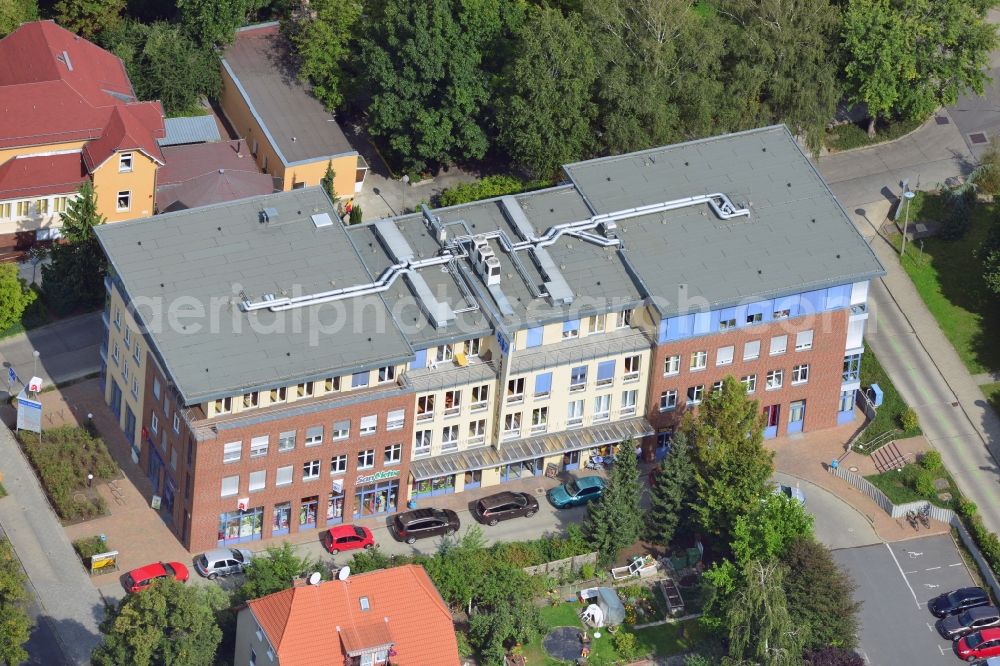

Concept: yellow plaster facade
[[91, 151, 158, 221]]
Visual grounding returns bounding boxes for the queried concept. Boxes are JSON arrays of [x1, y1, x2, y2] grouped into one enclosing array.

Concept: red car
[[124, 561, 189, 592], [324, 525, 375, 555], [956, 627, 1000, 661]]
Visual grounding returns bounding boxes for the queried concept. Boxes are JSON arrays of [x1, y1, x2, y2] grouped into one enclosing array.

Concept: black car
[[391, 508, 460, 544], [929, 587, 991, 618], [937, 606, 1000, 640], [473, 491, 539, 526]]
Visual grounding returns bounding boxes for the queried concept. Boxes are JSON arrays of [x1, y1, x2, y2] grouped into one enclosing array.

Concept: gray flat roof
[[96, 188, 412, 404], [158, 116, 222, 147], [222, 23, 355, 165]]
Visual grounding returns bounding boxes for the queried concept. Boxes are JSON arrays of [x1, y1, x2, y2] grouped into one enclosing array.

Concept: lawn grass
[[824, 115, 925, 152], [899, 196, 1000, 375], [982, 382, 1000, 415], [865, 463, 958, 509], [857, 342, 921, 446]]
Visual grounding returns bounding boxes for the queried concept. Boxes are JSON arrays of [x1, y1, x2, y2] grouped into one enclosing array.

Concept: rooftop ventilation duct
[[260, 207, 278, 224]]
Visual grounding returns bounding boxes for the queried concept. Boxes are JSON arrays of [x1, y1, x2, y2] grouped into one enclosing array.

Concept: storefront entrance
[[218, 507, 263, 546], [502, 458, 542, 482], [563, 450, 581, 471], [763, 404, 780, 439], [464, 469, 482, 490], [272, 502, 291, 536], [354, 480, 399, 517], [327, 492, 345, 524], [299, 496, 319, 529]]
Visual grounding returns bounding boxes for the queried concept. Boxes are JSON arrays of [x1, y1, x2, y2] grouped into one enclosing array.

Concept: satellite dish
[[308, 572, 321, 586], [338, 566, 350, 581]]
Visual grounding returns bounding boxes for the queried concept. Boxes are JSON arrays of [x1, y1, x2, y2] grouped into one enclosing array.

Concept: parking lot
[[834, 534, 979, 665]]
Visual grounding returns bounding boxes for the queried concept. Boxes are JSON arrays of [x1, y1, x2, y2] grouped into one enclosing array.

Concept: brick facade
[[645, 309, 850, 440]]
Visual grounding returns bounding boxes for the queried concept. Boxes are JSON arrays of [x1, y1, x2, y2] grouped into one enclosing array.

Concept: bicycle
[[919, 504, 931, 529], [906, 510, 919, 530]]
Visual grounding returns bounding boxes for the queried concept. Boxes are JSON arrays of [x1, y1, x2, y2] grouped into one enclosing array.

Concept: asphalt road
[[0, 312, 103, 394], [773, 472, 880, 550]]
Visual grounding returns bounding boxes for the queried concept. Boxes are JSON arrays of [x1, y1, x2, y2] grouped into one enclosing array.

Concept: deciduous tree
[[584, 437, 643, 565], [781, 536, 861, 651], [0, 263, 36, 334], [0, 538, 31, 666], [0, 0, 37, 38], [238, 542, 323, 601], [731, 491, 814, 566], [284, 0, 361, 111], [645, 431, 696, 546], [54, 0, 124, 39], [724, 559, 803, 666], [41, 181, 107, 315], [176, 0, 264, 46]]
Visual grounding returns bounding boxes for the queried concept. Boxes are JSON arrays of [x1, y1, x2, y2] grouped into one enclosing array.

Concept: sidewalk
[[0, 423, 105, 665], [0, 311, 103, 391]]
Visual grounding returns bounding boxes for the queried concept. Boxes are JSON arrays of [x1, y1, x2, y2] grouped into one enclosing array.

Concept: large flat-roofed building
[[219, 23, 367, 201], [95, 125, 882, 551]]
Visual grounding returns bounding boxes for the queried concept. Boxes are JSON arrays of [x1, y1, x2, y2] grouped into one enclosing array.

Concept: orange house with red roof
[[234, 564, 460, 666], [0, 20, 165, 255]]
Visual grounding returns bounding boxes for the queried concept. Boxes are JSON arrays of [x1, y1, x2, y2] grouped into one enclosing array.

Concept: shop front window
[[272, 502, 291, 537], [327, 492, 345, 525], [299, 496, 319, 528], [217, 507, 262, 546], [410, 474, 456, 498], [353, 481, 399, 518], [464, 469, 482, 489]]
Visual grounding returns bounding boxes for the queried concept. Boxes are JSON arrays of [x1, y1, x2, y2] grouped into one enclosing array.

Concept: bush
[[805, 646, 865, 666], [612, 630, 640, 660], [957, 498, 1000, 575], [920, 450, 942, 471], [914, 469, 936, 498], [72, 536, 109, 565], [349, 205, 362, 225], [824, 116, 924, 152], [437, 175, 550, 207], [899, 408, 919, 432]]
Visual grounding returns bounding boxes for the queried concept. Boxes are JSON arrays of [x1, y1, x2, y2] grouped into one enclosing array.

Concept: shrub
[[612, 630, 640, 659], [899, 408, 919, 432], [919, 450, 942, 471], [72, 536, 108, 565], [957, 499, 1000, 575], [579, 562, 595, 580], [914, 469, 936, 497], [436, 175, 550, 207], [349, 205, 362, 225]]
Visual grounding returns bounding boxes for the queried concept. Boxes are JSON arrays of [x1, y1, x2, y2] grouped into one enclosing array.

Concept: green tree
[[719, 0, 842, 153], [41, 181, 107, 315], [0, 263, 36, 333], [284, 0, 361, 111], [54, 0, 124, 39], [724, 559, 803, 666], [321, 161, 339, 204], [980, 223, 1000, 296], [361, 0, 517, 172], [682, 375, 773, 548], [0, 0, 38, 38], [0, 538, 31, 666], [584, 437, 643, 565], [731, 492, 814, 566], [781, 536, 861, 651], [176, 0, 263, 46], [496, 7, 599, 178], [843, 0, 997, 135], [467, 565, 542, 666], [645, 431, 696, 546], [423, 527, 490, 613], [92, 579, 226, 666], [238, 542, 321, 601]]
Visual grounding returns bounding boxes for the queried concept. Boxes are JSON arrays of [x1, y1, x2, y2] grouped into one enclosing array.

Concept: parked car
[[194, 548, 254, 580], [957, 628, 1000, 661], [938, 606, 1000, 640], [930, 587, 991, 618], [772, 482, 805, 504], [325, 525, 375, 554], [473, 491, 539, 526], [125, 561, 190, 592], [547, 476, 606, 509], [391, 508, 460, 544]]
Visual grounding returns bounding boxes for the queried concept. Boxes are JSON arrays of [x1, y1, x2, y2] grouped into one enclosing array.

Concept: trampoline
[[543, 626, 587, 662]]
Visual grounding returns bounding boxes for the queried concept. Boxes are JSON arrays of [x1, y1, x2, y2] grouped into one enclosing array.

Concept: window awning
[[408, 417, 654, 481]]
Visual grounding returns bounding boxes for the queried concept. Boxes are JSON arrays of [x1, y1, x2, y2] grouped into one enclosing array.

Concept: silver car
[[194, 548, 254, 579]]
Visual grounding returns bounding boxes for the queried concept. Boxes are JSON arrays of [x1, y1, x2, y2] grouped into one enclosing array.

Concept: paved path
[[0, 312, 102, 393], [773, 472, 880, 550], [0, 424, 105, 665]]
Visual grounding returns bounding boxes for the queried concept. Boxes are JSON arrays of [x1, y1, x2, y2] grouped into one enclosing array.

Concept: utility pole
[[900, 186, 916, 257]]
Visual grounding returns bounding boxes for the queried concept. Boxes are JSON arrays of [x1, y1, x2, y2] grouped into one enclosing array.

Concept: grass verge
[[857, 343, 921, 447], [824, 116, 926, 152], [982, 382, 1000, 415], [865, 464, 958, 509]]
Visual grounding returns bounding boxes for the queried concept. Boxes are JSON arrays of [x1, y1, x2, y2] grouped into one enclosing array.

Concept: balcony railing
[[416, 410, 434, 422], [623, 372, 640, 383]]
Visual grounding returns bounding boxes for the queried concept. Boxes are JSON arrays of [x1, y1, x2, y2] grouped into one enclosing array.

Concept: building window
[[416, 395, 435, 421], [213, 396, 232, 414], [531, 407, 548, 433], [387, 409, 405, 431], [567, 400, 584, 427], [464, 338, 481, 357], [330, 455, 347, 474], [588, 314, 606, 334], [297, 381, 314, 398], [133, 342, 142, 364], [303, 460, 321, 481], [443, 390, 462, 416], [150, 413, 159, 434], [114, 307, 122, 330], [360, 415, 377, 436], [712, 380, 724, 392], [503, 413, 522, 439], [773, 308, 791, 320], [172, 413, 180, 434], [660, 390, 677, 411], [223, 441, 241, 463], [616, 309, 632, 328], [276, 465, 292, 487], [270, 386, 287, 403], [414, 430, 432, 457], [570, 365, 587, 392], [384, 443, 402, 465], [119, 152, 133, 173], [122, 360, 129, 382], [664, 354, 680, 376], [15, 201, 29, 217], [325, 376, 340, 392], [720, 316, 737, 330], [123, 327, 131, 348], [441, 426, 459, 451], [742, 374, 757, 393], [352, 371, 369, 388], [690, 350, 707, 371], [305, 426, 323, 446], [278, 431, 295, 452], [468, 419, 487, 445], [843, 354, 862, 382], [249, 470, 266, 492], [507, 377, 525, 404], [770, 335, 788, 355], [623, 355, 641, 382], [377, 365, 396, 383], [36, 198, 48, 215], [747, 311, 763, 324], [243, 391, 259, 408], [435, 345, 453, 363], [221, 475, 239, 497], [0, 203, 9, 218], [471, 384, 490, 410], [744, 340, 761, 361], [687, 385, 704, 405], [152, 378, 161, 400], [621, 390, 637, 416], [596, 360, 615, 387], [112, 343, 120, 364], [357, 449, 375, 470], [332, 420, 350, 440], [792, 364, 810, 385], [593, 394, 611, 422], [716, 345, 734, 366], [250, 435, 269, 458], [796, 329, 814, 351], [53, 196, 68, 213], [562, 319, 580, 339], [533, 373, 552, 399], [116, 190, 131, 212], [766, 369, 784, 390]]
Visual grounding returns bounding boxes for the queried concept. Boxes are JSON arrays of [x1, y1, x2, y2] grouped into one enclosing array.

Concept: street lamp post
[[31, 350, 39, 382], [900, 190, 916, 257]]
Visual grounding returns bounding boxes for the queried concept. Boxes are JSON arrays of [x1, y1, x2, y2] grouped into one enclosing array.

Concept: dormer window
[[119, 152, 133, 173], [359, 596, 370, 611]]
